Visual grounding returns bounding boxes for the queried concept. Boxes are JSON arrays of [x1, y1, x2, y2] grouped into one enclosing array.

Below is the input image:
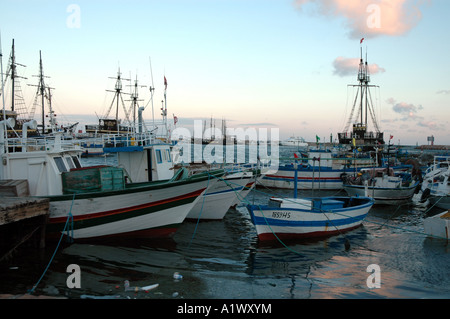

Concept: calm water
[[0, 146, 449, 300]]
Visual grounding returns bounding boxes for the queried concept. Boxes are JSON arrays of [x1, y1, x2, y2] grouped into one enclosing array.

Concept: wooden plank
[[0, 180, 30, 197], [0, 197, 49, 226]]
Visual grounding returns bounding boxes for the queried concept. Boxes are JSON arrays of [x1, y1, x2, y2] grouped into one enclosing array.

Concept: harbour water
[[0, 146, 449, 301]]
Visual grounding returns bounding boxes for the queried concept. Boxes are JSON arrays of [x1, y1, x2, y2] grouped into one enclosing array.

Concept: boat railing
[[101, 132, 162, 148], [4, 134, 83, 153]]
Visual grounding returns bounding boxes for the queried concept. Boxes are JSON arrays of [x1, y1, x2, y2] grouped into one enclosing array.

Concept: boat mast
[[105, 68, 130, 132], [127, 75, 145, 131], [28, 51, 50, 134], [357, 46, 367, 127], [6, 39, 28, 118]]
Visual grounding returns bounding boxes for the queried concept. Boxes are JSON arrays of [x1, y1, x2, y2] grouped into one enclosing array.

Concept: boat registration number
[[271, 211, 291, 219]]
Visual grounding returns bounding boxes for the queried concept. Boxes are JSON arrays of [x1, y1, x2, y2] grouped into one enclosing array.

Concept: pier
[[0, 180, 50, 262]]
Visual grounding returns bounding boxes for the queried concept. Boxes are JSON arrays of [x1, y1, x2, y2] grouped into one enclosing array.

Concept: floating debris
[[124, 280, 159, 292]]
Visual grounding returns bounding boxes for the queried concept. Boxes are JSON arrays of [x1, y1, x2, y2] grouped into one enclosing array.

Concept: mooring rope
[[28, 194, 76, 295], [187, 173, 211, 249]]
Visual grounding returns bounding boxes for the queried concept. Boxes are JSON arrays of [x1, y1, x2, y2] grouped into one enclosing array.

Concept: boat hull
[[343, 182, 419, 205], [247, 196, 374, 241], [46, 178, 211, 240], [428, 195, 450, 210], [261, 166, 351, 190], [423, 210, 450, 239], [187, 175, 256, 220]]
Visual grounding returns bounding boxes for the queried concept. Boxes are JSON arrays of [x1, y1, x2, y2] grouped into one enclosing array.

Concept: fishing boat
[[185, 166, 259, 220], [247, 196, 373, 241], [280, 136, 308, 148], [247, 160, 374, 241], [423, 210, 450, 240], [106, 133, 260, 220], [342, 167, 420, 205], [425, 166, 450, 210], [260, 148, 379, 190], [0, 123, 223, 240]]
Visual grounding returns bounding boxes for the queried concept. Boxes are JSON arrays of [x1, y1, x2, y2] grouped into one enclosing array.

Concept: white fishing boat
[[425, 165, 450, 210], [280, 136, 308, 147], [108, 134, 259, 220], [0, 123, 221, 240], [342, 167, 420, 205], [423, 210, 450, 240], [186, 167, 258, 220]]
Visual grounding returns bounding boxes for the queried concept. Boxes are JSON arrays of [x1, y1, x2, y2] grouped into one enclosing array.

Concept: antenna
[[147, 57, 155, 130]]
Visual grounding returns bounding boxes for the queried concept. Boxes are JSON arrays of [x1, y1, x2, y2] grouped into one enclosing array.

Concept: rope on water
[[187, 173, 211, 249], [28, 194, 76, 295]]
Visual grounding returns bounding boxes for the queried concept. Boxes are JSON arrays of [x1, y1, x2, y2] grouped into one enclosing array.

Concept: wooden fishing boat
[[342, 167, 420, 205], [186, 168, 258, 220], [423, 210, 450, 240], [247, 196, 374, 241], [0, 131, 223, 240], [247, 160, 374, 241]]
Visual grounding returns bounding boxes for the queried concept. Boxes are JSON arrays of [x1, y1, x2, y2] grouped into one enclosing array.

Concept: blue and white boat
[[260, 148, 378, 190], [247, 160, 374, 241], [247, 196, 374, 241]]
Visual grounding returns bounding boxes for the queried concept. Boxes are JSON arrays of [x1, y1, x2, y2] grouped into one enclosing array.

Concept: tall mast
[[28, 51, 51, 134], [6, 39, 27, 117], [127, 75, 145, 130], [357, 46, 366, 126], [39, 51, 45, 134], [105, 68, 130, 132], [11, 39, 15, 112]]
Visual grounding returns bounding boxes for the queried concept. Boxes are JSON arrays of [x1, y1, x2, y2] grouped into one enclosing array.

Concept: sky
[[1, 0, 449, 145]]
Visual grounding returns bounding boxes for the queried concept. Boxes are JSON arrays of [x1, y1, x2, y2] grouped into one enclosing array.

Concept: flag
[[360, 37, 364, 44], [164, 76, 167, 90], [316, 135, 320, 143], [294, 153, 299, 159], [390, 135, 393, 140], [173, 114, 178, 125]]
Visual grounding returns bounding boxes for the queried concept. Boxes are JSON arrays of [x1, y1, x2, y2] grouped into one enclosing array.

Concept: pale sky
[[1, 0, 449, 145]]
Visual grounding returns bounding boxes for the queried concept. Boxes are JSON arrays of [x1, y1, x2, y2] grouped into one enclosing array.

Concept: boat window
[[65, 157, 75, 170], [54, 157, 68, 173], [166, 149, 172, 162], [156, 150, 162, 163], [72, 156, 82, 168]]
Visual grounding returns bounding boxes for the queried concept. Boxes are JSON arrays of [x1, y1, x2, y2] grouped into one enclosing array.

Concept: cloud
[[437, 89, 450, 95], [332, 57, 385, 77], [387, 98, 425, 120], [417, 120, 440, 130], [294, 0, 428, 39], [391, 101, 422, 114]]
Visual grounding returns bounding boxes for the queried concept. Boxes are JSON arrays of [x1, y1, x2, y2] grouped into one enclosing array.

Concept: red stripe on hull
[[49, 188, 205, 224]]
